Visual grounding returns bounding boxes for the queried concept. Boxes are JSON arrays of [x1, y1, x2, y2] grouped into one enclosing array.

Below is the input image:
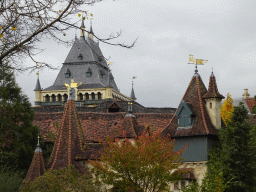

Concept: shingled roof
[[47, 99, 84, 170], [202, 72, 224, 99], [161, 73, 218, 138], [44, 25, 119, 92], [24, 141, 45, 182], [34, 76, 42, 91]]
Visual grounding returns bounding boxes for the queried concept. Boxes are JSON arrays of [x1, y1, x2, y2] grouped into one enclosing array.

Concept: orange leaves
[[89, 130, 186, 191], [221, 93, 234, 125]]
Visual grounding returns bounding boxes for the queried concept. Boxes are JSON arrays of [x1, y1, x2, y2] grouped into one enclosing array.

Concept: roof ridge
[[196, 76, 209, 134]]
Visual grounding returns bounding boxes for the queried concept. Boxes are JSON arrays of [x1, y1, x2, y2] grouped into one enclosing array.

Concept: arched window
[[63, 94, 68, 101], [85, 93, 89, 100], [45, 94, 50, 102], [79, 93, 83, 101], [210, 103, 212, 109], [57, 94, 62, 102], [91, 92, 95, 100], [97, 92, 102, 100], [86, 68, 92, 77], [51, 94, 56, 102]]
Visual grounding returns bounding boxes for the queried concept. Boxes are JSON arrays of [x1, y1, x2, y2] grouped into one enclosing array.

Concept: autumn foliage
[[89, 130, 188, 192], [221, 93, 234, 125]]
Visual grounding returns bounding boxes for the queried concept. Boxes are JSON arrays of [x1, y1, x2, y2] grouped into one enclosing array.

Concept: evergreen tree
[[0, 62, 40, 172], [219, 102, 256, 192]]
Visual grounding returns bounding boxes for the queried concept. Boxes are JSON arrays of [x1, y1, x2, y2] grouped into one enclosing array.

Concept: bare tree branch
[[0, 0, 137, 72]]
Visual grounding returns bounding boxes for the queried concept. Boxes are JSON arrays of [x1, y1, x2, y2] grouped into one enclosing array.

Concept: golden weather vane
[[188, 55, 208, 73]]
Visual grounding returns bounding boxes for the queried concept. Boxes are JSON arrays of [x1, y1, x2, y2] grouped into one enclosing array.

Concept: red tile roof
[[47, 100, 84, 170], [33, 113, 173, 142], [202, 72, 224, 99], [245, 97, 256, 112], [24, 147, 45, 182], [162, 74, 218, 138]]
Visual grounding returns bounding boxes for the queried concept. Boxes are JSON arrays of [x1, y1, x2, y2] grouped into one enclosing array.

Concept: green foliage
[[0, 62, 40, 172], [218, 102, 256, 192], [0, 166, 24, 192], [90, 130, 188, 192], [20, 165, 101, 192]]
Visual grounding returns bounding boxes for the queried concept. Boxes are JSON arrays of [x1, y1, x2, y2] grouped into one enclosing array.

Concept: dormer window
[[65, 68, 71, 78], [175, 100, 195, 129], [86, 68, 92, 77], [100, 70, 106, 78], [78, 53, 83, 60]]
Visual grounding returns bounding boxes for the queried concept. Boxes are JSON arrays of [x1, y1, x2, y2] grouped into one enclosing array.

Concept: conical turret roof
[[202, 72, 224, 99], [161, 73, 218, 137], [24, 139, 45, 182], [130, 87, 136, 100], [34, 76, 42, 91], [47, 99, 85, 170]]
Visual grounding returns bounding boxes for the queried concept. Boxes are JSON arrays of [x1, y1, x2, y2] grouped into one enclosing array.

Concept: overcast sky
[[16, 0, 256, 108]]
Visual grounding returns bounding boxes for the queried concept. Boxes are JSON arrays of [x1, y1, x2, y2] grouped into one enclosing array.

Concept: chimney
[[242, 89, 250, 99]]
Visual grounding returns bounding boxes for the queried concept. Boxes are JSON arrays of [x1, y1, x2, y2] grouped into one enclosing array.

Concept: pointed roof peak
[[203, 71, 224, 99], [47, 99, 85, 171], [130, 79, 137, 100], [161, 74, 218, 138], [24, 134, 45, 182], [34, 75, 42, 91]]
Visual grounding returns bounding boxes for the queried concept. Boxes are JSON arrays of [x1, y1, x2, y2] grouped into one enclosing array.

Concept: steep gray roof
[[44, 36, 119, 92], [130, 87, 136, 100], [34, 77, 42, 91]]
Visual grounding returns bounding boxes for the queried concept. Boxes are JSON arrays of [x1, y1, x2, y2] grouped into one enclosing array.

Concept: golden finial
[[36, 72, 39, 75]]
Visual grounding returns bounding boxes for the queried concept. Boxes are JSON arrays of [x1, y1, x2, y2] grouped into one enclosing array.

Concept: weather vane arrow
[[188, 54, 208, 74]]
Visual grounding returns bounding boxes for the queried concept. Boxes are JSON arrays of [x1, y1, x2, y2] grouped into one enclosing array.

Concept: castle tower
[[34, 72, 42, 107], [35, 20, 134, 107], [202, 71, 225, 129]]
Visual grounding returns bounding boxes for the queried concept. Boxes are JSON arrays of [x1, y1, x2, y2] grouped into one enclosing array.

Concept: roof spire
[[88, 21, 94, 40], [80, 19, 85, 37], [34, 69, 42, 91], [24, 133, 45, 182], [130, 76, 137, 100], [202, 71, 224, 99]]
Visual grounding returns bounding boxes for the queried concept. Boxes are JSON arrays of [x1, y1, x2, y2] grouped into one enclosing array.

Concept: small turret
[[242, 89, 250, 99], [203, 70, 224, 129], [105, 70, 113, 100], [80, 19, 85, 37], [130, 77, 137, 101], [24, 134, 45, 182], [34, 72, 42, 107], [88, 21, 94, 40]]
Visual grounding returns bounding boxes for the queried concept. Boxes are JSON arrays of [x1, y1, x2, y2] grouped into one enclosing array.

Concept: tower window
[[91, 92, 95, 100], [210, 103, 212, 109]]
